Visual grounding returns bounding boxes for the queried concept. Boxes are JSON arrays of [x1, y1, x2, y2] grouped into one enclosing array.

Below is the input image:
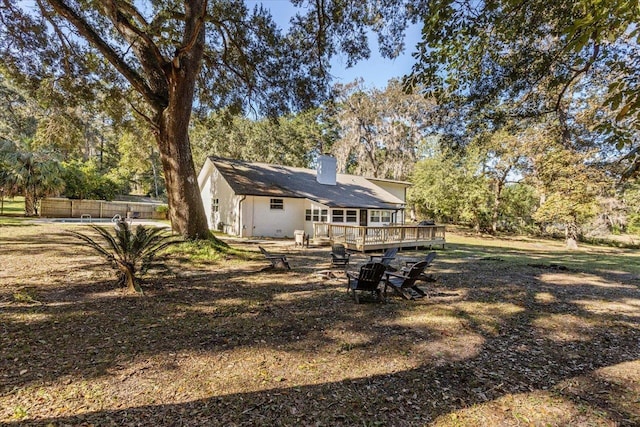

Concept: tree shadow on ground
[[0, 231, 82, 258], [1, 237, 639, 425]]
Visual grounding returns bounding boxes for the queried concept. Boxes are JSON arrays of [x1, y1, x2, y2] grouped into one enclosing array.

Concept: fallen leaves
[[1, 224, 639, 426]]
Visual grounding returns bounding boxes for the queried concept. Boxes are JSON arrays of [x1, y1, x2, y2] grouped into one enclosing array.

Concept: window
[[212, 198, 219, 213], [370, 210, 391, 223], [346, 210, 357, 223], [306, 207, 328, 222], [332, 209, 344, 222], [270, 198, 284, 210]]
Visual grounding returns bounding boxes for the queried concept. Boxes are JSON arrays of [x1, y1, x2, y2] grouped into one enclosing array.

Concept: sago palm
[[69, 221, 181, 294]]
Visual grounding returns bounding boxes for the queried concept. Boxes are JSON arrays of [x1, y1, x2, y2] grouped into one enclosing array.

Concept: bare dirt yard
[[1, 223, 639, 426]]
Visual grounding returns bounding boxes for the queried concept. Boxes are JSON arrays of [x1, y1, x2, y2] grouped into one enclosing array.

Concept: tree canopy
[[3, 0, 639, 249], [409, 0, 639, 174], [1, 0, 420, 238], [190, 107, 333, 169], [331, 79, 438, 180]]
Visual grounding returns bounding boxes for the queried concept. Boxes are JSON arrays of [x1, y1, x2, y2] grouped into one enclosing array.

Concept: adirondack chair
[[369, 247, 399, 270], [383, 259, 433, 300], [259, 246, 291, 270], [401, 252, 437, 282], [346, 262, 386, 303], [330, 244, 351, 267]]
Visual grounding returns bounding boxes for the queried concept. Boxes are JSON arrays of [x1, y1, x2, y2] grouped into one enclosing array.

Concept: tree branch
[[46, 0, 162, 110], [114, 0, 149, 28], [175, 0, 208, 60], [554, 42, 601, 113], [313, 0, 328, 78], [100, 0, 169, 97], [35, 0, 74, 72], [128, 100, 159, 132], [620, 145, 640, 180]]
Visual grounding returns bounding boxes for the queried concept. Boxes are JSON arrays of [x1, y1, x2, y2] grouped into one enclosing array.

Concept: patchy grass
[[0, 216, 30, 226], [166, 236, 257, 265], [1, 224, 639, 426], [0, 196, 24, 216], [446, 231, 640, 277]]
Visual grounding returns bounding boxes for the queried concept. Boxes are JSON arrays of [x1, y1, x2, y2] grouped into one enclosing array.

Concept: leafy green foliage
[[190, 108, 332, 169], [61, 160, 121, 200], [409, 144, 494, 230], [409, 0, 639, 176], [0, 70, 38, 145], [531, 142, 606, 244], [0, 0, 420, 238], [155, 205, 169, 219], [498, 184, 539, 233], [68, 221, 182, 294], [626, 214, 640, 235], [0, 66, 144, 201], [112, 129, 164, 198], [1, 147, 64, 216]]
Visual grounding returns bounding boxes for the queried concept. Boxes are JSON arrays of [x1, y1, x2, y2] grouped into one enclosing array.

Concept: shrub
[[69, 221, 181, 294], [155, 204, 169, 219], [627, 214, 640, 235]]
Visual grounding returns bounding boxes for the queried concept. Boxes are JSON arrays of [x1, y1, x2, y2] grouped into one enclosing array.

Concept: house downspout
[[404, 186, 410, 223], [238, 195, 246, 237]]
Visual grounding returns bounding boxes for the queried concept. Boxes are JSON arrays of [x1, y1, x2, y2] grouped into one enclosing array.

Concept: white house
[[197, 156, 410, 238]]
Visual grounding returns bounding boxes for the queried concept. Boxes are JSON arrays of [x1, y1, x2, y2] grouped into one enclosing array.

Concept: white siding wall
[[368, 181, 408, 224], [372, 181, 407, 202], [201, 172, 213, 228], [242, 196, 306, 238], [241, 195, 254, 237], [210, 168, 240, 235]]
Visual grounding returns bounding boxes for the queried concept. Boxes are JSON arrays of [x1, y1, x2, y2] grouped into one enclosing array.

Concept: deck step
[[312, 237, 332, 246]]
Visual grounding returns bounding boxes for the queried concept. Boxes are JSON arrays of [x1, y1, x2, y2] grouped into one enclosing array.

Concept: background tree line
[[0, 67, 163, 215], [1, 1, 638, 245], [3, 64, 639, 247]]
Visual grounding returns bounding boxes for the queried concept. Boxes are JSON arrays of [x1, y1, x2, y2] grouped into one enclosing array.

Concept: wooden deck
[[313, 223, 446, 252]]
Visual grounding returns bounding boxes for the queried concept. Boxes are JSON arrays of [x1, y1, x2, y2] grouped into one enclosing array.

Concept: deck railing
[[313, 223, 446, 252]]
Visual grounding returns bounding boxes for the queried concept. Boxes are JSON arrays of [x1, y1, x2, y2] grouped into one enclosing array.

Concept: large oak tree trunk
[[45, 0, 218, 240], [152, 2, 211, 240], [156, 102, 210, 239]]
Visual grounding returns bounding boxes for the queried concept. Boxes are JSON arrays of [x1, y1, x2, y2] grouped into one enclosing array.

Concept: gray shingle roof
[[209, 157, 405, 209]]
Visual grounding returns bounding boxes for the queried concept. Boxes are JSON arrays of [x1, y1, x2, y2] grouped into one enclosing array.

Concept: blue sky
[[329, 26, 423, 89], [247, 0, 423, 89]]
